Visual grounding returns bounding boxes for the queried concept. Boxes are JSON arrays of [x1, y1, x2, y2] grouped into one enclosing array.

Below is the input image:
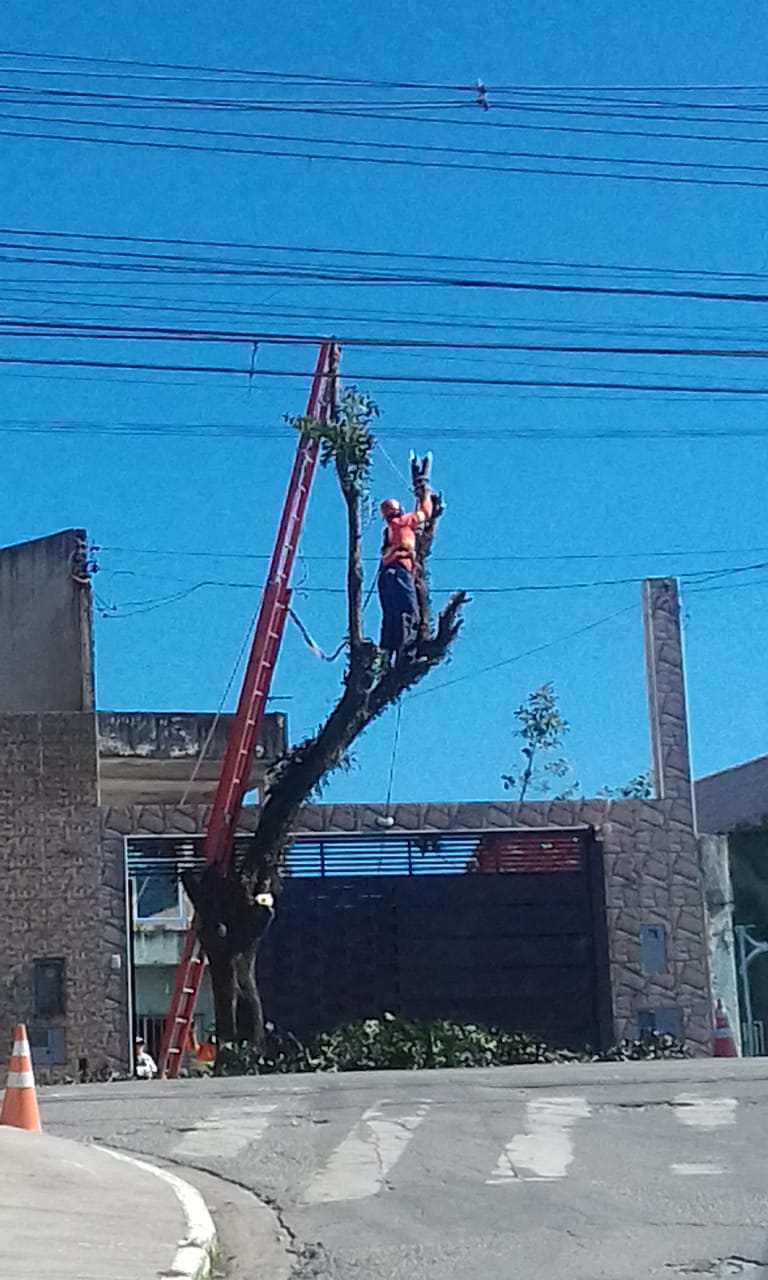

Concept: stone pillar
[[637, 577, 712, 1050], [642, 577, 695, 822]]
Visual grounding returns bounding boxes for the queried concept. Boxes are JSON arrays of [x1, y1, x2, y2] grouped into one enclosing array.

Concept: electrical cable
[[4, 224, 768, 286], [10, 315, 768, 361], [7, 120, 768, 190], [5, 353, 768, 395], [411, 604, 637, 698], [9, 106, 768, 182]]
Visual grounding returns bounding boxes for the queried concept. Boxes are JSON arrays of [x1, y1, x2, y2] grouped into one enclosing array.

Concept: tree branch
[[337, 458, 364, 657], [413, 492, 444, 641], [245, 589, 467, 877]]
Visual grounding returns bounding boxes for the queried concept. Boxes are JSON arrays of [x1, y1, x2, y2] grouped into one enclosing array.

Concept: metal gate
[[127, 827, 612, 1051]]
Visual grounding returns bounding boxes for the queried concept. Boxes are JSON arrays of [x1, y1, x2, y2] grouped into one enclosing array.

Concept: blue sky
[[2, 0, 768, 802]]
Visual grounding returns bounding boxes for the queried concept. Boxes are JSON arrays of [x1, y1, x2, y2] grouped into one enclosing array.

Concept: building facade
[[0, 532, 716, 1075]]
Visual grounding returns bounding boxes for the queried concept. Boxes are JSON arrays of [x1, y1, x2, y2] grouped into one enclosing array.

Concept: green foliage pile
[[211, 1014, 689, 1077]]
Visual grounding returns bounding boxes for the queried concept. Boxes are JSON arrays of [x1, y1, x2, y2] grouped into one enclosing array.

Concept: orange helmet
[[380, 498, 401, 520]]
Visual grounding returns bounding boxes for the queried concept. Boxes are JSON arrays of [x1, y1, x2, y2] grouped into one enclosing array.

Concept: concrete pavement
[[0, 1125, 215, 1280], [41, 1059, 768, 1279]]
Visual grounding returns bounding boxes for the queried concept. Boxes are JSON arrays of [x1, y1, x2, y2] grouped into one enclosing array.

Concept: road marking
[[487, 1096, 591, 1184], [173, 1101, 276, 1160], [673, 1094, 738, 1129], [671, 1162, 724, 1176], [303, 1100, 431, 1204]]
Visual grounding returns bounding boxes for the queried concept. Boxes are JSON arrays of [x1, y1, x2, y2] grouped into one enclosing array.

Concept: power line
[[0, 47, 475, 91], [5, 353, 768, 394], [12, 315, 768, 362], [7, 88, 768, 152], [93, 559, 768, 602], [2, 224, 764, 285], [8, 120, 768, 191], [7, 48, 768, 102], [10, 106, 768, 184], [6, 418, 768, 439], [8, 242, 768, 307], [411, 605, 638, 699], [99, 542, 768, 565], [5, 417, 768, 441]]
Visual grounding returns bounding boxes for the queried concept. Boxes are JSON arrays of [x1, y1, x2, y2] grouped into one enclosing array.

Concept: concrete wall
[[695, 756, 768, 834], [0, 530, 94, 714], [698, 834, 741, 1052], [0, 713, 128, 1079], [98, 709, 286, 806]]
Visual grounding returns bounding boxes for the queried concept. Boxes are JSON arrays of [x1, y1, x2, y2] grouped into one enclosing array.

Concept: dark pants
[[378, 563, 418, 657]]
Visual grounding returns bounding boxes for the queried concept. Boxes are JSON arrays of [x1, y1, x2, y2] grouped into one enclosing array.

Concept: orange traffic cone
[[713, 999, 738, 1058], [0, 1024, 41, 1131]]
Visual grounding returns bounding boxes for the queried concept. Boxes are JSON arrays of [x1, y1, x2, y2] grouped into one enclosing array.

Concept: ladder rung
[[182, 987, 195, 994], [169, 1047, 182, 1055]]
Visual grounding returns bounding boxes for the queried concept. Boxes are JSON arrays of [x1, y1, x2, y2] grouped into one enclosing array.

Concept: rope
[[377, 438, 411, 490], [178, 610, 257, 809], [385, 699, 403, 812], [363, 572, 379, 612]]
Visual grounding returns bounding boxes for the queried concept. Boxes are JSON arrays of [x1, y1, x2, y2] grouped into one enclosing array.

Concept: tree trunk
[[234, 946, 265, 1045], [182, 866, 274, 1049], [208, 952, 237, 1045]]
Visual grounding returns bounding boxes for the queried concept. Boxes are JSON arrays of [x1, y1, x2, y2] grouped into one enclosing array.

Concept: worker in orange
[[378, 478, 433, 662]]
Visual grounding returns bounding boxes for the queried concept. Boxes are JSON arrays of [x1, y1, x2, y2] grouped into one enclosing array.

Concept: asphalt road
[[40, 1059, 768, 1279]]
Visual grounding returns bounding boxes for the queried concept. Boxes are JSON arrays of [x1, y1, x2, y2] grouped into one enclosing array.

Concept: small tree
[[182, 387, 467, 1049], [599, 771, 654, 800], [502, 683, 578, 801]]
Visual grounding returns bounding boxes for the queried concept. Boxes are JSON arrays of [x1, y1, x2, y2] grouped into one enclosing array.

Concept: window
[[132, 872, 184, 923], [34, 958, 65, 1019]]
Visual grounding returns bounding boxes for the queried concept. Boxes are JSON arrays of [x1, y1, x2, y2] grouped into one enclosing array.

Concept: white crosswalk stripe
[[486, 1096, 591, 1184], [673, 1094, 738, 1129], [669, 1094, 738, 1177], [303, 1099, 432, 1204], [173, 1101, 276, 1160], [167, 1087, 746, 1198]]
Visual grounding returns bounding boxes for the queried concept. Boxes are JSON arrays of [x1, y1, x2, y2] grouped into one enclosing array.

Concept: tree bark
[[234, 946, 264, 1045], [208, 952, 237, 1044]]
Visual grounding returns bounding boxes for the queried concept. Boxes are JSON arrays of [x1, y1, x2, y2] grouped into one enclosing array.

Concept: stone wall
[[107, 787, 713, 1051], [0, 713, 128, 1079]]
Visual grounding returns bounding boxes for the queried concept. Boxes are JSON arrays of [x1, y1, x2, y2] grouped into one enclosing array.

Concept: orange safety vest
[[380, 493, 433, 574]]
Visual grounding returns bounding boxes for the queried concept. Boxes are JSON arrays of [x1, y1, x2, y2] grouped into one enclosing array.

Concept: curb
[[101, 1148, 217, 1280]]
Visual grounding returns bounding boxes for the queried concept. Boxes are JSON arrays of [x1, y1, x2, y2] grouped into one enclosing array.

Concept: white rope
[[377, 438, 411, 491], [385, 699, 404, 812], [178, 610, 258, 810]]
